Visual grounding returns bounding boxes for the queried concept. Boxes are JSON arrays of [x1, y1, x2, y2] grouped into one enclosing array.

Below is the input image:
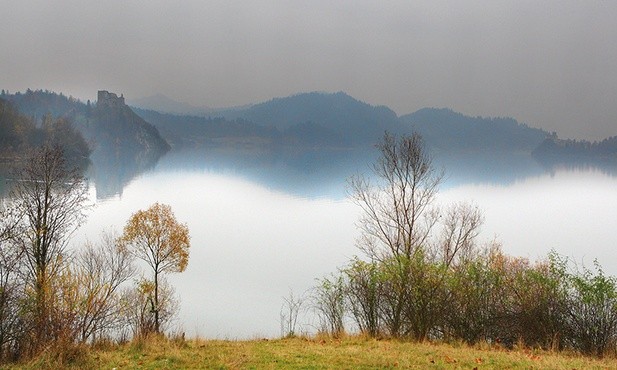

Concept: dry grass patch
[[5, 335, 617, 369]]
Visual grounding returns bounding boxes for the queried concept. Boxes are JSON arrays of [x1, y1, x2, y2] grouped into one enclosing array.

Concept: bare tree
[[349, 132, 443, 262], [0, 204, 23, 360], [438, 202, 483, 268], [119, 277, 178, 338], [9, 145, 89, 349], [348, 132, 483, 338], [280, 290, 304, 338], [349, 132, 442, 336], [73, 230, 135, 343]]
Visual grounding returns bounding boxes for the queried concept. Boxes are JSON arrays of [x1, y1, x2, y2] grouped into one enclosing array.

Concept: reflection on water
[[76, 170, 359, 338], [125, 147, 563, 199], [4, 147, 616, 338], [68, 148, 617, 339], [87, 149, 164, 200], [5, 146, 616, 200], [440, 169, 617, 275], [0, 147, 164, 200], [154, 147, 379, 199]]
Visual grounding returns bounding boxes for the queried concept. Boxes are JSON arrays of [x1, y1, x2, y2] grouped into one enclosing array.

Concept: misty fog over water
[[73, 149, 617, 338]]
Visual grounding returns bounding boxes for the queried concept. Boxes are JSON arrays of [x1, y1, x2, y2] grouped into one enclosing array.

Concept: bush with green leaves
[[565, 260, 617, 356], [343, 258, 384, 337], [312, 274, 346, 337]]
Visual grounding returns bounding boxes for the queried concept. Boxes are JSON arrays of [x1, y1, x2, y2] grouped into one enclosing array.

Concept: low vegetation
[[312, 246, 617, 356], [309, 132, 617, 357], [8, 335, 617, 369]]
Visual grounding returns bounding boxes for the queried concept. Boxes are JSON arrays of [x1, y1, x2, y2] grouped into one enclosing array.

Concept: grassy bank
[[9, 335, 617, 369]]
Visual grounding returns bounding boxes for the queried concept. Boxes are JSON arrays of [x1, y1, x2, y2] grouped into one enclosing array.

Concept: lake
[[73, 148, 617, 339]]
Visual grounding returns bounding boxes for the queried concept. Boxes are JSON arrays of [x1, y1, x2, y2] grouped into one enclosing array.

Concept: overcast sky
[[2, 1, 616, 140]]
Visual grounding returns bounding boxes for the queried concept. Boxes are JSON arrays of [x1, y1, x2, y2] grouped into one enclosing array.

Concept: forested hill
[[219, 92, 402, 145], [1, 89, 86, 120], [4, 89, 562, 155], [133, 91, 401, 148], [133, 108, 280, 149], [399, 108, 549, 152], [1, 89, 169, 160], [0, 97, 90, 163], [140, 91, 550, 152]]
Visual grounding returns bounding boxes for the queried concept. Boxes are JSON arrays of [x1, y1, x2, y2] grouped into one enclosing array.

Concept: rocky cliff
[[87, 90, 170, 159]]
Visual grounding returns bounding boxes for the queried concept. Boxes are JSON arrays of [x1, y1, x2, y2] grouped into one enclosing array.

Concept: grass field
[[9, 335, 617, 369]]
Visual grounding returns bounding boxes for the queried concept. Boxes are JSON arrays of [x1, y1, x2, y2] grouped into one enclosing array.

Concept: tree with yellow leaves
[[120, 203, 190, 334]]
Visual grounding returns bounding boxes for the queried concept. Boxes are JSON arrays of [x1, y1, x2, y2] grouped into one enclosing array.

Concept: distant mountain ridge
[[128, 93, 212, 116], [4, 88, 584, 157], [400, 108, 549, 152], [218, 91, 402, 145], [4, 88, 615, 183], [212, 92, 552, 151]]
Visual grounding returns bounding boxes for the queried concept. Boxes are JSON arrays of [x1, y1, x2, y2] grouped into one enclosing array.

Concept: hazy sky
[[2, 1, 616, 140]]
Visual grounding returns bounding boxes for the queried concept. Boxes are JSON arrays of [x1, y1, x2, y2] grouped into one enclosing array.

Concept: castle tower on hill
[[97, 90, 125, 107]]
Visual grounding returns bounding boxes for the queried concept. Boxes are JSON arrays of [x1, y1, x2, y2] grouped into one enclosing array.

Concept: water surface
[[71, 149, 617, 338]]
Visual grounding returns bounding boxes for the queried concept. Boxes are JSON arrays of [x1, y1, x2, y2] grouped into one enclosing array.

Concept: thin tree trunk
[[154, 270, 160, 334]]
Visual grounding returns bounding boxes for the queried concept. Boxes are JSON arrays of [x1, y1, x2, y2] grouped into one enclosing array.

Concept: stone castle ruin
[[97, 90, 125, 108]]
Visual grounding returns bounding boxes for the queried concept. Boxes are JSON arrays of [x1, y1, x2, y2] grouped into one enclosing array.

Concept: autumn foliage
[[0, 148, 191, 362], [120, 202, 190, 334]]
